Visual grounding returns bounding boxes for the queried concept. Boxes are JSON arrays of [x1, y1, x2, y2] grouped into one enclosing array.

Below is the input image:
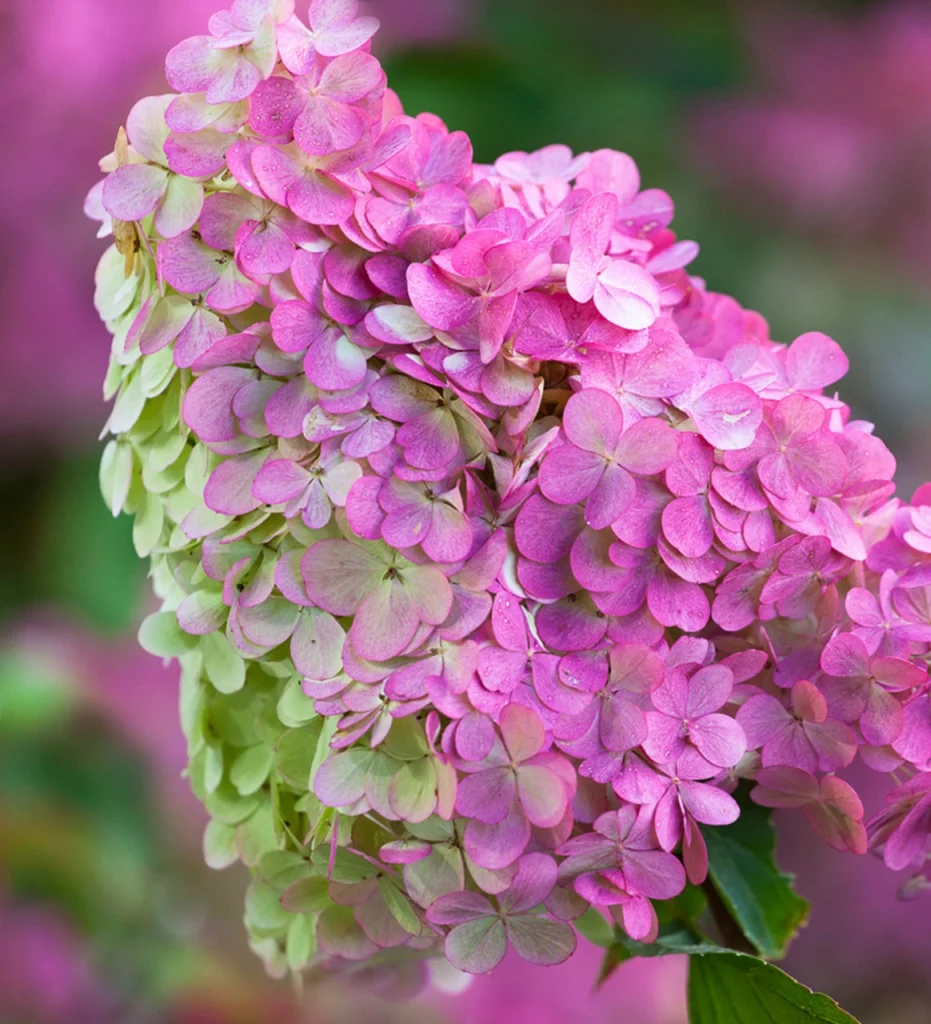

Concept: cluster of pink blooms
[[92, 0, 931, 977]]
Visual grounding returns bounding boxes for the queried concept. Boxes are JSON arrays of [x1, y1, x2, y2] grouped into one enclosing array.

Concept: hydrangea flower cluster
[[91, 0, 931, 983]]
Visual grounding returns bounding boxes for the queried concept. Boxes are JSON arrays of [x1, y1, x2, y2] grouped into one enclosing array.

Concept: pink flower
[[867, 775, 931, 871], [556, 806, 686, 942], [643, 663, 747, 774], [88, 0, 931, 980], [276, 0, 379, 74], [820, 632, 927, 746], [752, 766, 867, 854], [165, 0, 292, 104], [302, 537, 452, 661], [249, 52, 383, 155], [102, 96, 206, 237], [539, 390, 676, 530], [737, 680, 857, 772], [456, 704, 576, 869], [426, 853, 576, 973]]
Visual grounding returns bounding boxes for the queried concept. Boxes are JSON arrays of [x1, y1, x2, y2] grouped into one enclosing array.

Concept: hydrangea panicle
[[91, 0, 931, 986]]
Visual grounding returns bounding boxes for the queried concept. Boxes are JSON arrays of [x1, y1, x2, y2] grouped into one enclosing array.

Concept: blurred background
[[1, 0, 930, 1021]]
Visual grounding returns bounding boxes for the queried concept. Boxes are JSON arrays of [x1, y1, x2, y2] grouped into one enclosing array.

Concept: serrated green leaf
[[688, 952, 860, 1023], [598, 923, 722, 989], [703, 795, 809, 959]]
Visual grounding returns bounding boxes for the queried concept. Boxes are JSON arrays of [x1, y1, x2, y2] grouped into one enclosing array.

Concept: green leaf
[[574, 908, 614, 948], [688, 952, 860, 1023], [286, 913, 317, 972], [281, 875, 332, 914], [138, 611, 198, 658], [237, 803, 280, 868], [378, 877, 422, 936], [200, 632, 246, 694], [231, 744, 274, 796], [702, 795, 809, 959], [276, 722, 323, 790], [277, 678, 318, 728], [203, 819, 239, 870]]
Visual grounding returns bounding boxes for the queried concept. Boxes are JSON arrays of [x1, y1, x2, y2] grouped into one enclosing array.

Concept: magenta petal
[[464, 803, 531, 870], [102, 164, 169, 222], [407, 263, 476, 331], [586, 463, 635, 530], [563, 389, 623, 453], [679, 780, 739, 826], [352, 580, 418, 661], [689, 382, 762, 451], [538, 444, 605, 506], [457, 767, 515, 825], [252, 458, 310, 503], [304, 327, 367, 390], [662, 495, 713, 558], [690, 714, 746, 768], [516, 764, 568, 828]]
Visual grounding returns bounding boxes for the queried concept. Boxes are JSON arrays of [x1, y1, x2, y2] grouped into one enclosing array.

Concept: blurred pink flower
[[690, 2, 931, 272], [440, 941, 687, 1024], [0, 896, 110, 1023]]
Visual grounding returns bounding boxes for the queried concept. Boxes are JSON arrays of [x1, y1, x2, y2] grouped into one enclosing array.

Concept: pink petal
[[615, 416, 677, 475], [301, 539, 385, 615], [689, 382, 762, 451], [252, 458, 310, 503], [407, 263, 475, 331], [464, 802, 531, 870], [295, 95, 366, 155], [304, 327, 367, 390], [563, 388, 623, 454], [102, 164, 168, 222], [291, 608, 345, 679], [352, 580, 418, 661], [457, 767, 516, 825], [820, 632, 870, 678], [538, 444, 606, 506], [785, 331, 849, 391], [444, 918, 507, 975], [500, 703, 546, 763], [662, 495, 713, 558], [516, 764, 569, 828], [593, 261, 661, 331], [690, 714, 747, 768]]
